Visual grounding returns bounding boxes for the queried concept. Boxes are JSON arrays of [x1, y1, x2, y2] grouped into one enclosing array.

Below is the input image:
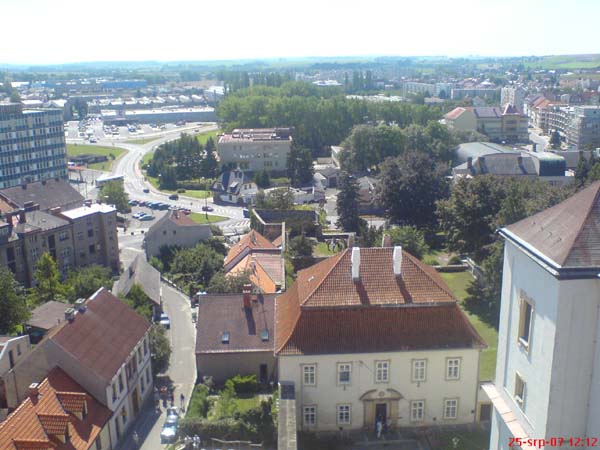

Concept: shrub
[[177, 188, 186, 193], [186, 384, 210, 418], [227, 374, 258, 396], [448, 255, 463, 265]]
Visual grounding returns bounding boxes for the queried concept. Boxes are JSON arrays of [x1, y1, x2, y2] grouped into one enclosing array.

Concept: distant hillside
[[523, 54, 600, 70]]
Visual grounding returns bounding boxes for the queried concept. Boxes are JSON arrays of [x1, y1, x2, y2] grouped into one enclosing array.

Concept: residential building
[[0, 178, 84, 213], [0, 103, 68, 189], [501, 86, 526, 111], [211, 170, 258, 205], [565, 105, 600, 149], [25, 300, 71, 343], [330, 145, 345, 168], [59, 203, 119, 272], [143, 210, 212, 257], [195, 290, 276, 384], [276, 247, 485, 432], [113, 254, 162, 320], [487, 182, 600, 449], [444, 105, 529, 143], [0, 335, 31, 412], [224, 229, 280, 271], [3, 288, 153, 447], [0, 367, 112, 450], [451, 88, 499, 101], [217, 128, 293, 172], [402, 81, 435, 96]]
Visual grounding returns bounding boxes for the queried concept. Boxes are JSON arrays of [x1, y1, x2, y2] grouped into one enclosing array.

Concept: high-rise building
[[0, 103, 67, 189], [566, 105, 600, 149], [501, 87, 526, 111]]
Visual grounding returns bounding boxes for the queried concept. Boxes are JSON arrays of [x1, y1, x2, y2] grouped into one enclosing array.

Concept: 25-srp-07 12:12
[[509, 437, 599, 448]]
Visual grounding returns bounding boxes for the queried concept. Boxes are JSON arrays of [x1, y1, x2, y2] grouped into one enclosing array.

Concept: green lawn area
[[440, 271, 498, 381], [67, 144, 127, 171], [178, 189, 211, 199], [189, 212, 227, 224], [196, 129, 218, 147], [140, 151, 154, 168], [232, 396, 260, 412], [314, 242, 340, 257], [436, 429, 491, 450], [126, 136, 160, 145]]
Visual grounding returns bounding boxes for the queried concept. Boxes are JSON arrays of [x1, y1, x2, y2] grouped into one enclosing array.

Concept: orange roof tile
[[224, 230, 277, 266], [227, 253, 284, 293], [0, 367, 111, 450]]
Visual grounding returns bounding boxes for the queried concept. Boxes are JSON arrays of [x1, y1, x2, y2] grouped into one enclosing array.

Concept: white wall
[[279, 348, 480, 432], [145, 219, 212, 257]]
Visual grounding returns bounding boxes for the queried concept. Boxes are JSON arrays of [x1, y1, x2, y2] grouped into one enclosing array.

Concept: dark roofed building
[[25, 300, 71, 343], [113, 254, 162, 320], [144, 210, 212, 257], [195, 290, 276, 384], [0, 179, 84, 213]]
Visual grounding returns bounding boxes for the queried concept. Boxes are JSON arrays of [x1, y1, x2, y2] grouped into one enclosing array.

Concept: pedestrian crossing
[[222, 219, 250, 235]]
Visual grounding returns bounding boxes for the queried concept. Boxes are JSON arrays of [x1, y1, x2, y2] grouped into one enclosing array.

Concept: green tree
[[336, 172, 364, 232], [254, 170, 271, 188], [386, 226, 429, 260], [149, 324, 171, 376], [256, 188, 295, 210], [287, 144, 314, 187], [120, 284, 154, 320], [378, 151, 448, 228], [215, 380, 238, 418], [65, 265, 112, 302], [207, 270, 252, 294], [28, 253, 73, 305], [0, 267, 30, 334], [99, 180, 130, 213], [287, 233, 315, 258]]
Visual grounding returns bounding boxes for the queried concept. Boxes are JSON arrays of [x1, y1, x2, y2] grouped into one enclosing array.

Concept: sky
[[1, 0, 599, 65]]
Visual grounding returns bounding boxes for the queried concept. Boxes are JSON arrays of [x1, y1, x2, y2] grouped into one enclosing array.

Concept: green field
[[440, 271, 498, 381], [67, 144, 127, 171], [523, 54, 600, 69], [314, 242, 340, 257], [189, 212, 227, 224], [126, 136, 161, 145], [196, 129, 218, 146], [178, 189, 211, 199]]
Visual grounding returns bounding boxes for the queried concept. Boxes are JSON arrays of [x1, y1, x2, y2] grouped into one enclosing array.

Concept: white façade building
[[276, 246, 485, 432], [487, 181, 600, 449]]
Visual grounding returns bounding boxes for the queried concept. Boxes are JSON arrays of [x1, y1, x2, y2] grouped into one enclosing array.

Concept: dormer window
[[222, 332, 230, 344], [261, 330, 269, 342]]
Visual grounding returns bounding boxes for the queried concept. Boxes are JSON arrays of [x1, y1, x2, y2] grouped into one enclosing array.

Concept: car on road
[[139, 214, 155, 221], [168, 194, 179, 200], [201, 206, 214, 212], [142, 188, 150, 193], [160, 414, 178, 443], [132, 212, 146, 219], [158, 203, 170, 210], [128, 200, 139, 206], [159, 313, 171, 329]]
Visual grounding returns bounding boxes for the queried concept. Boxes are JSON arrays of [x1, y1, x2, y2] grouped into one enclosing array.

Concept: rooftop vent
[[74, 298, 87, 313], [393, 246, 402, 276], [221, 331, 230, 344], [64, 308, 75, 322], [351, 247, 360, 281], [261, 329, 269, 342]]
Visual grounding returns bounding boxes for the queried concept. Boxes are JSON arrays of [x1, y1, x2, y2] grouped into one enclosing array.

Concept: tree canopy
[[336, 172, 364, 232], [99, 180, 130, 213], [0, 267, 30, 334]]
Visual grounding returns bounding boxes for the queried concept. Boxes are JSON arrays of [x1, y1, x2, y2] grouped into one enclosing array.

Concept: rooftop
[[27, 301, 71, 332], [60, 203, 116, 220], [112, 254, 161, 305], [224, 230, 277, 267], [0, 179, 84, 213], [219, 128, 293, 143]]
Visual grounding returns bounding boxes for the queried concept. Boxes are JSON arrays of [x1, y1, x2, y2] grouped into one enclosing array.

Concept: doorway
[[375, 403, 387, 426], [259, 364, 268, 383]]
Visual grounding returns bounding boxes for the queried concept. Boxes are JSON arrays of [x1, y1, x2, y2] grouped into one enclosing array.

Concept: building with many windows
[[444, 105, 529, 143], [487, 182, 600, 449], [0, 103, 67, 189], [276, 246, 485, 432], [217, 128, 293, 172]]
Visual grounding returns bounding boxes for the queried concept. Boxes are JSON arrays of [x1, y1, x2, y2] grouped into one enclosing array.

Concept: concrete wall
[[196, 351, 276, 384], [0, 336, 30, 376], [279, 348, 480, 432], [218, 139, 291, 172], [145, 219, 212, 257]]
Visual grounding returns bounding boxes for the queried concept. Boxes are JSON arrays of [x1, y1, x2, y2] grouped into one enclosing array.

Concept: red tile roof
[[49, 288, 151, 382], [228, 253, 284, 293], [224, 230, 277, 266], [275, 247, 484, 355], [444, 107, 468, 120], [168, 210, 197, 226], [0, 367, 111, 450]]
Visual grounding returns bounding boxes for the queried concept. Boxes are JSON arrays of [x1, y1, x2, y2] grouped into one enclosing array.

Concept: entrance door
[[375, 403, 387, 426], [479, 403, 492, 421], [132, 389, 140, 416], [259, 364, 268, 383]]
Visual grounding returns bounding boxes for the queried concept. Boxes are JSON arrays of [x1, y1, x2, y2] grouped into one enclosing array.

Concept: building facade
[[501, 87, 526, 111], [0, 103, 68, 189], [217, 128, 293, 172], [444, 105, 528, 143], [566, 105, 600, 149], [144, 210, 212, 257]]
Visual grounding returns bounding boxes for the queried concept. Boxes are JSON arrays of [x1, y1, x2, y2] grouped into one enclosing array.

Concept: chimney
[[517, 156, 523, 165], [467, 157, 473, 169], [18, 209, 26, 224], [382, 234, 392, 247], [74, 298, 87, 313], [64, 308, 75, 322], [49, 206, 62, 216], [29, 383, 39, 401], [348, 233, 355, 248], [242, 284, 252, 308], [351, 247, 360, 281], [393, 246, 403, 276], [532, 143, 537, 152]]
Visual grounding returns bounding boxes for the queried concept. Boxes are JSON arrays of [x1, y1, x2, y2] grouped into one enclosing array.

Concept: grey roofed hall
[[112, 254, 161, 306], [500, 181, 600, 271]]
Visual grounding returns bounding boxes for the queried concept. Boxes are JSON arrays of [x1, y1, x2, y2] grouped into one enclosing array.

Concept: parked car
[[159, 313, 171, 329], [243, 208, 250, 218], [158, 203, 170, 210], [139, 214, 155, 221], [201, 206, 214, 212], [132, 212, 147, 219], [160, 414, 178, 443], [168, 194, 179, 200], [143, 188, 150, 193], [128, 200, 139, 206], [138, 200, 147, 206]]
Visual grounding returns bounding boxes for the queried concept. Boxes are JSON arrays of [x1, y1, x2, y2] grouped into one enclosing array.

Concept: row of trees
[[146, 134, 218, 189]]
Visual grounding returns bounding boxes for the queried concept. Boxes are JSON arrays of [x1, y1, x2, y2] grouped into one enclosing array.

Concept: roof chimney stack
[[382, 234, 392, 247], [29, 383, 39, 401], [348, 233, 355, 248], [18, 209, 26, 224], [74, 298, 87, 313], [351, 247, 361, 281], [242, 284, 252, 308], [65, 308, 75, 322], [393, 246, 403, 276]]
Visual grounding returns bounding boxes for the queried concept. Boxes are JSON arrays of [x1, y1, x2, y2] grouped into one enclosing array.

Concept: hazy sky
[[1, 0, 599, 64]]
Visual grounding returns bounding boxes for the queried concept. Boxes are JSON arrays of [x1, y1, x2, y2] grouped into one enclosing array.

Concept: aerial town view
[[1, 1, 600, 449]]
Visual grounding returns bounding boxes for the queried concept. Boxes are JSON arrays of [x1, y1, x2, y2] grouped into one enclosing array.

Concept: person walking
[[132, 431, 140, 448], [376, 417, 383, 439]]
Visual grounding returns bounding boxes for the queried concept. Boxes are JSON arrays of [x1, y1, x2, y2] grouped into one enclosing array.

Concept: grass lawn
[[314, 242, 340, 257], [440, 271, 498, 381], [67, 144, 126, 171], [196, 129, 218, 147], [436, 429, 491, 450], [189, 212, 227, 224], [126, 136, 160, 145], [232, 396, 260, 412], [178, 189, 211, 199], [140, 151, 154, 168]]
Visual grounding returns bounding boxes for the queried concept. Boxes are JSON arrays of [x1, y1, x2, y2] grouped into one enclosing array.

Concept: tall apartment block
[[0, 103, 68, 189], [501, 87, 526, 111], [566, 105, 600, 149]]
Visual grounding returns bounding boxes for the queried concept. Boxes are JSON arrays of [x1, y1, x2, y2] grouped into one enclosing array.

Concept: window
[[111, 382, 117, 401], [143, 338, 148, 355], [412, 359, 427, 382], [89, 244, 95, 254], [410, 400, 425, 422], [303, 405, 316, 426], [221, 332, 230, 344], [16, 344, 21, 356], [375, 360, 389, 383], [137, 347, 142, 363], [146, 367, 151, 384], [303, 365, 316, 386], [446, 358, 461, 380], [77, 231, 83, 240], [118, 373, 124, 392], [121, 407, 127, 426], [515, 373, 526, 410], [444, 399, 458, 419], [337, 363, 351, 385], [337, 404, 351, 425], [518, 295, 533, 348]]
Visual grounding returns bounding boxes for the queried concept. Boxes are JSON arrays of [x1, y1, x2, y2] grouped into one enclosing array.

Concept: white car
[[159, 313, 171, 329], [132, 212, 147, 219]]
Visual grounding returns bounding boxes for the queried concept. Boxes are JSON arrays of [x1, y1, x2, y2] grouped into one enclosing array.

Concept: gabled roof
[[0, 367, 111, 450], [0, 180, 84, 213], [224, 230, 277, 267], [502, 181, 600, 269], [195, 294, 276, 354], [274, 247, 483, 356], [228, 253, 284, 293], [112, 254, 161, 305], [27, 301, 71, 332], [473, 106, 502, 118], [48, 288, 151, 382], [444, 107, 468, 120]]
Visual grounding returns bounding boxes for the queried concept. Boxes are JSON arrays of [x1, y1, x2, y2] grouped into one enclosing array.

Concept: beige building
[[0, 335, 31, 414], [144, 210, 212, 257], [217, 128, 293, 172], [444, 105, 528, 143], [275, 247, 485, 432]]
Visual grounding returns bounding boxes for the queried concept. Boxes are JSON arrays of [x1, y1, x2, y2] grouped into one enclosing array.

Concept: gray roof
[[27, 301, 70, 331], [473, 107, 502, 118], [112, 254, 161, 305], [455, 142, 521, 164], [0, 179, 84, 212], [453, 153, 537, 176]]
